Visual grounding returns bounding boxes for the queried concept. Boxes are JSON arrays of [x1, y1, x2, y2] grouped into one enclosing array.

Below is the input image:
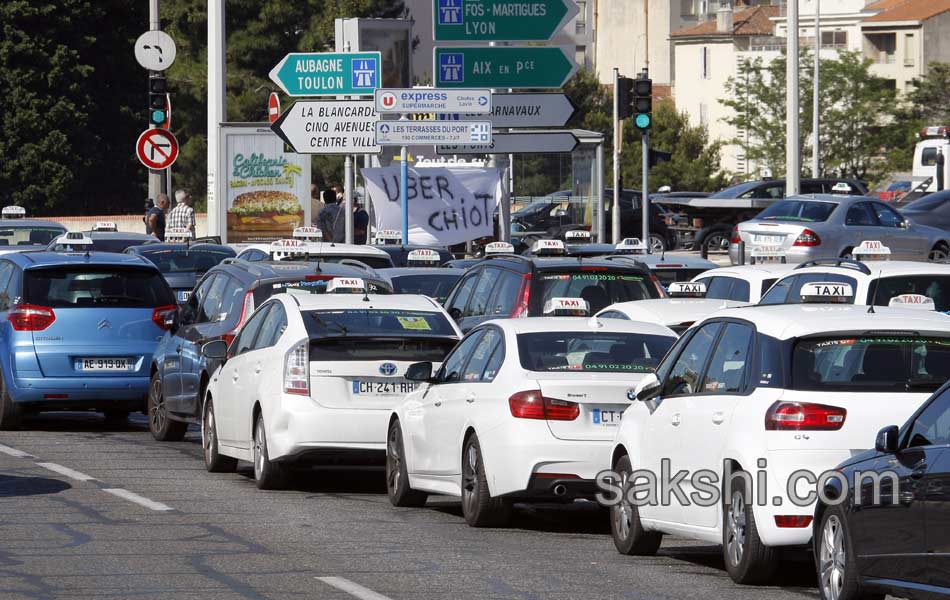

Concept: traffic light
[[148, 74, 168, 126], [616, 76, 634, 120], [633, 74, 652, 131]]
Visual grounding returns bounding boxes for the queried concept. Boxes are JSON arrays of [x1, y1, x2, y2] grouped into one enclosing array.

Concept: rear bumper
[[730, 242, 822, 265], [268, 394, 389, 461], [9, 375, 150, 406]]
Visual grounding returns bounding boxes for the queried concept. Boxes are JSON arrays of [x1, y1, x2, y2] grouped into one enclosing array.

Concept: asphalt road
[[0, 411, 833, 600]]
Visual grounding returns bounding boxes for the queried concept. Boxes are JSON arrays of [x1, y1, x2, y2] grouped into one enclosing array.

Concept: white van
[[912, 126, 950, 192]]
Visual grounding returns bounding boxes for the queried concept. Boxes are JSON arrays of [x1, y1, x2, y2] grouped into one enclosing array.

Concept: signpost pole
[[400, 145, 409, 245], [786, 0, 801, 196], [612, 68, 621, 245], [344, 154, 354, 243], [148, 0, 163, 203], [207, 0, 225, 238], [641, 131, 649, 253]]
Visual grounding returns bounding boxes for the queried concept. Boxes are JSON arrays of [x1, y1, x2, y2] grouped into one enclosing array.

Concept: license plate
[[591, 407, 623, 426], [352, 379, 417, 396], [177, 290, 192, 302], [80, 358, 132, 371], [753, 234, 784, 245]]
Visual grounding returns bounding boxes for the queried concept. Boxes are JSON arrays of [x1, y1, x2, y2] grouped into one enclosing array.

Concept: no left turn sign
[[136, 128, 179, 170]]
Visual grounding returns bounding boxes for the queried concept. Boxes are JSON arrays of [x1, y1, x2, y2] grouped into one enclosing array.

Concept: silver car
[[729, 194, 950, 264]]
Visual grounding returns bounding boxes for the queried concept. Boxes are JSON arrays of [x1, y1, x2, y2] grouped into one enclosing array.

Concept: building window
[[904, 33, 916, 66], [681, 0, 697, 17], [699, 102, 709, 127], [575, 0, 586, 34], [867, 33, 896, 64], [701, 47, 710, 79], [821, 30, 847, 49]]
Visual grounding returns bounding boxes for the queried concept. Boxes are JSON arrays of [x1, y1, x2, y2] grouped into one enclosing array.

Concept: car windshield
[[903, 193, 950, 212], [792, 335, 950, 392], [757, 200, 836, 222], [390, 273, 462, 303], [24, 266, 174, 308], [868, 275, 950, 312], [137, 248, 233, 273], [518, 331, 675, 373], [0, 226, 65, 247], [514, 201, 554, 217], [537, 270, 662, 314]]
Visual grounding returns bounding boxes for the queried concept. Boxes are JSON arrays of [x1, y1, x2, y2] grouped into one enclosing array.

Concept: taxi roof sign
[[293, 226, 323, 240], [92, 221, 118, 232], [326, 277, 366, 294], [801, 282, 854, 303], [831, 182, 853, 193], [888, 294, 936, 310], [406, 248, 440, 266], [57, 232, 94, 247], [750, 246, 786, 264], [565, 229, 591, 242], [375, 229, 402, 245], [270, 238, 306, 249], [484, 241, 514, 255], [668, 282, 707, 298], [2, 206, 26, 219], [542, 297, 589, 316], [615, 238, 646, 254], [531, 239, 566, 255], [165, 227, 192, 241], [852, 240, 891, 261]]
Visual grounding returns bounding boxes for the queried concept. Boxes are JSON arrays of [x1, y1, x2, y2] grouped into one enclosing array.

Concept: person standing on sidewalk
[[167, 190, 196, 237], [146, 194, 169, 241]]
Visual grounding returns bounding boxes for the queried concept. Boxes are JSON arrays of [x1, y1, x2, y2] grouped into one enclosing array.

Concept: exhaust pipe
[[553, 484, 567, 496]]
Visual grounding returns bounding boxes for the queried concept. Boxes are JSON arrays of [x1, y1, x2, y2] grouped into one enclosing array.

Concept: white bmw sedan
[[199, 278, 460, 489], [386, 313, 678, 527]]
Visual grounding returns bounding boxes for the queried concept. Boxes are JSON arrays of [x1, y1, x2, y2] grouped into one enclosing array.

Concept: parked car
[[235, 240, 394, 270], [126, 242, 236, 304], [48, 231, 158, 253], [373, 244, 454, 267], [692, 263, 798, 303], [380, 267, 462, 304], [0, 209, 66, 255], [603, 188, 675, 252], [899, 189, 950, 231]]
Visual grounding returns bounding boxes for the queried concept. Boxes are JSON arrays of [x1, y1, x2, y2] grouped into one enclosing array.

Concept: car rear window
[[757, 200, 836, 222], [254, 277, 391, 305], [536, 270, 662, 314], [792, 335, 950, 392], [304, 309, 457, 362], [90, 238, 153, 253], [518, 331, 675, 373], [24, 266, 174, 308], [390, 274, 462, 303], [868, 275, 950, 312], [0, 226, 64, 247], [138, 248, 234, 273], [279, 254, 394, 270], [651, 268, 708, 287]]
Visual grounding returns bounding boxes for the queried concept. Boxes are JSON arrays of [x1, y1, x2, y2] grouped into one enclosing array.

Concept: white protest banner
[[362, 166, 501, 246]]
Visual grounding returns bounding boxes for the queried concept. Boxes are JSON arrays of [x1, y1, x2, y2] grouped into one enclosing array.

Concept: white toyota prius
[[199, 278, 461, 489], [386, 300, 678, 527]]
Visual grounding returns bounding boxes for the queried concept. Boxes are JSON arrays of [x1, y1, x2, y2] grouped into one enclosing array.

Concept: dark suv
[[443, 254, 665, 332], [146, 259, 392, 441]]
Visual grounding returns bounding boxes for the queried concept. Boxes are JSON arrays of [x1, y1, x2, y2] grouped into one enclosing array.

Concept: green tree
[[904, 61, 950, 124]]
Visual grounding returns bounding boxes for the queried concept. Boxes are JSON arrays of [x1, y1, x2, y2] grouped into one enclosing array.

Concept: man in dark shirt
[[146, 193, 169, 241], [353, 200, 370, 244]]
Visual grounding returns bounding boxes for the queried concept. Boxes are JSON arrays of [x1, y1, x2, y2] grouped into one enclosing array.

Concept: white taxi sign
[[668, 282, 707, 297], [165, 227, 192, 241], [326, 277, 366, 294], [93, 221, 118, 232], [375, 229, 402, 244], [1, 206, 26, 219], [750, 246, 786, 263], [852, 240, 891, 261], [565, 229, 591, 242], [801, 282, 854, 303], [270, 238, 306, 249], [57, 232, 93, 247], [542, 297, 589, 316], [831, 182, 853, 193], [614, 238, 646, 254], [406, 248, 440, 265], [888, 294, 936, 310], [293, 226, 323, 240], [484, 241, 514, 255], [531, 239, 566, 255]]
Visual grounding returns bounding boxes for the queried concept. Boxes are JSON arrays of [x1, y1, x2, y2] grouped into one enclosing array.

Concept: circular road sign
[[134, 30, 177, 71], [136, 129, 179, 170]]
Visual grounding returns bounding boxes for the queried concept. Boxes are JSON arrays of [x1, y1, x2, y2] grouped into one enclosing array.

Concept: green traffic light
[[151, 109, 167, 124], [635, 113, 651, 130]]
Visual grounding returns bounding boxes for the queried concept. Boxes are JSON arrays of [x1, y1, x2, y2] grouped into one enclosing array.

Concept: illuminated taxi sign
[[406, 248, 440, 267], [542, 297, 590, 316], [326, 277, 366, 294], [668, 282, 707, 298], [165, 227, 192, 242], [614, 238, 646, 254], [92, 221, 117, 232], [484, 241, 514, 254], [293, 226, 323, 241], [750, 245, 786, 263], [888, 294, 936, 310], [800, 282, 854, 303], [831, 182, 853, 193], [531, 239, 566, 256], [1, 206, 26, 219], [852, 240, 891, 261], [565, 229, 591, 243], [375, 229, 402, 245]]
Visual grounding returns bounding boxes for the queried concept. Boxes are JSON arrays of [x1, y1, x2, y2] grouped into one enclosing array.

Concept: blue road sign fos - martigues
[[269, 52, 381, 96]]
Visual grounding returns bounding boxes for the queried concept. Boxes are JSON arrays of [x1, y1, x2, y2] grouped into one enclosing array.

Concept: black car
[[442, 254, 664, 332], [900, 190, 950, 231], [814, 382, 950, 600], [603, 188, 675, 251], [380, 267, 462, 304], [146, 259, 393, 441], [125, 243, 236, 303], [373, 244, 454, 267]]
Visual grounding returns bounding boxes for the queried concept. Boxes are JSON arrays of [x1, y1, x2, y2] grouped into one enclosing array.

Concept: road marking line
[[36, 462, 97, 482], [316, 577, 394, 600], [0, 443, 34, 458], [103, 488, 174, 512]]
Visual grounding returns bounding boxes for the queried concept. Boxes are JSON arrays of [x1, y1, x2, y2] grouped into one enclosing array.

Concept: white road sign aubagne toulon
[[270, 100, 380, 154]]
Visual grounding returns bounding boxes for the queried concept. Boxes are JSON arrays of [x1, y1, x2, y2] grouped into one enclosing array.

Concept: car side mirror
[[201, 339, 229, 361], [875, 425, 899, 453], [164, 308, 180, 332], [901, 219, 910, 228], [634, 373, 662, 402], [405, 361, 433, 382], [555, 209, 567, 218], [448, 307, 462, 322]]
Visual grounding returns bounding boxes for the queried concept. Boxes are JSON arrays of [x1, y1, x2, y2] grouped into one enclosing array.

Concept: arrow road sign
[[375, 89, 492, 114], [434, 46, 577, 88], [134, 30, 177, 71], [420, 93, 575, 128], [436, 130, 578, 154], [433, 0, 579, 42], [269, 52, 381, 96], [136, 129, 179, 169], [271, 100, 380, 154], [375, 121, 492, 146]]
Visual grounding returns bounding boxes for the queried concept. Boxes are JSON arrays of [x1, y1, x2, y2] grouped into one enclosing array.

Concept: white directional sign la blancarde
[[269, 52, 380, 96], [375, 89, 492, 114], [436, 130, 578, 155], [374, 121, 492, 146], [270, 100, 380, 154]]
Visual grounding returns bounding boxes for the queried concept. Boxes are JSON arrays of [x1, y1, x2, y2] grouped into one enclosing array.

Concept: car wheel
[[816, 505, 884, 600], [702, 229, 730, 256], [723, 472, 778, 584], [202, 397, 237, 473], [461, 434, 511, 527], [148, 372, 187, 441], [253, 412, 286, 490], [648, 233, 666, 254], [610, 455, 662, 555], [0, 371, 21, 431], [386, 420, 427, 507], [928, 242, 949, 262]]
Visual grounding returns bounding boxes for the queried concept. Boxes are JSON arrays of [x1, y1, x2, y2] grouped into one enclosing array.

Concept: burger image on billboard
[[227, 190, 304, 242]]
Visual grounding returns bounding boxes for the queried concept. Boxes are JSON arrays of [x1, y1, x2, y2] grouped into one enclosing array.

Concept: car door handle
[[671, 412, 681, 426], [466, 393, 475, 403], [232, 371, 239, 383], [254, 364, 262, 375], [434, 400, 442, 407], [712, 410, 725, 424]]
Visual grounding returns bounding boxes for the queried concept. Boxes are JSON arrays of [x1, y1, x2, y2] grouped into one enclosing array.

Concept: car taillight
[[220, 291, 254, 348], [151, 304, 177, 331], [508, 390, 579, 421], [649, 274, 667, 297], [730, 226, 741, 245], [774, 515, 813, 528], [284, 340, 309, 395], [509, 274, 532, 318], [765, 401, 846, 431], [793, 228, 821, 247], [9, 304, 56, 331]]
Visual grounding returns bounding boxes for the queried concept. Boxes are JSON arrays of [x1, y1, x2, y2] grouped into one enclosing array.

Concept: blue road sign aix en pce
[[269, 52, 381, 97]]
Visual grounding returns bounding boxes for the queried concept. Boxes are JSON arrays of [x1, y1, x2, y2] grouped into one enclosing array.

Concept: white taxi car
[[386, 301, 678, 527], [691, 262, 798, 303], [597, 283, 747, 335], [199, 278, 461, 489], [609, 287, 950, 585], [233, 234, 394, 270]]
